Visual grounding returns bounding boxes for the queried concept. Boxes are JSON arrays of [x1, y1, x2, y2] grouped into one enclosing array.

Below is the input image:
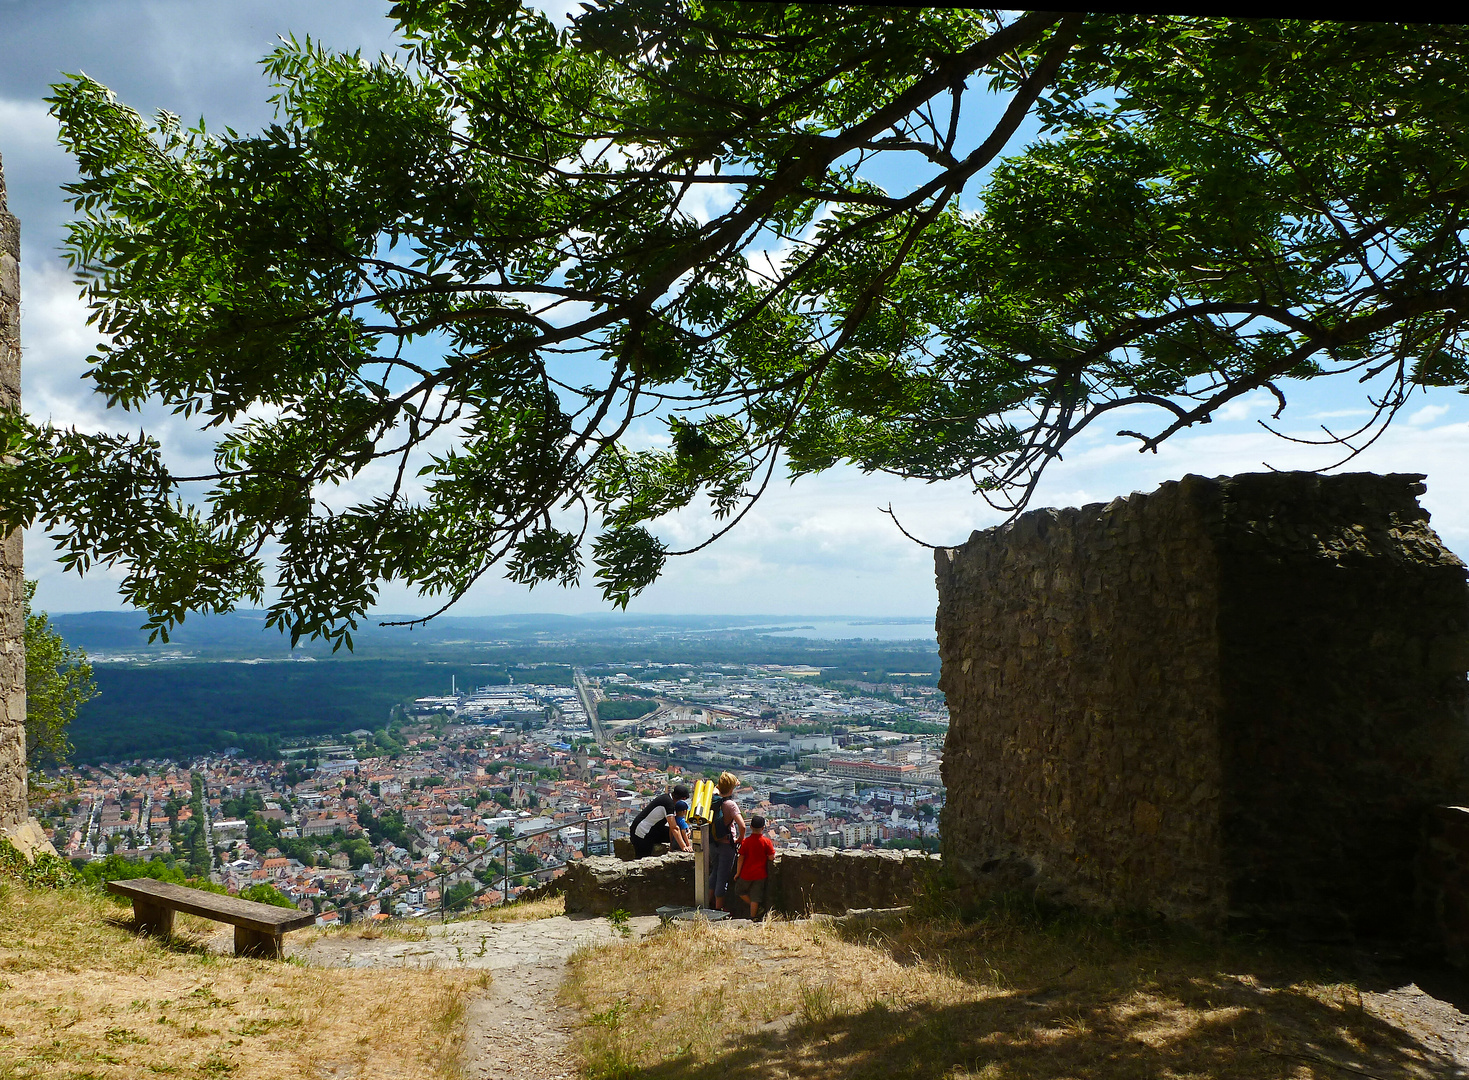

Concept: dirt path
[[289, 915, 660, 1079]]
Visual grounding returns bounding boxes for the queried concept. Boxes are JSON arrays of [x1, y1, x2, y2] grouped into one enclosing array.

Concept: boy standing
[[732, 814, 776, 920]]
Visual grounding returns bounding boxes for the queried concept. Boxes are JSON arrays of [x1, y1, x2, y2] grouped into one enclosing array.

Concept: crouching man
[[630, 783, 692, 858]]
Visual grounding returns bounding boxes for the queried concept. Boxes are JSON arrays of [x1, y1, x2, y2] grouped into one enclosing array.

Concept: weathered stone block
[[937, 471, 1469, 938], [563, 853, 697, 914], [2, 817, 58, 861]]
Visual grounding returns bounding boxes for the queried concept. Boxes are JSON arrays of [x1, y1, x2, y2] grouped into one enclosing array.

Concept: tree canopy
[[3, 4, 1466, 645], [24, 581, 97, 779]]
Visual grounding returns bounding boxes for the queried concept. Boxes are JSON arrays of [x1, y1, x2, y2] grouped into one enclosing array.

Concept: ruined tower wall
[[935, 476, 1228, 924], [0, 155, 26, 835], [1210, 473, 1469, 936], [936, 472, 1469, 934]]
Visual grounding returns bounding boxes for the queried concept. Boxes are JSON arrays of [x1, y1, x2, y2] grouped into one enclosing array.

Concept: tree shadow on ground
[[762, 911, 1464, 1080], [570, 887, 1469, 1080], [631, 980, 1457, 1080]]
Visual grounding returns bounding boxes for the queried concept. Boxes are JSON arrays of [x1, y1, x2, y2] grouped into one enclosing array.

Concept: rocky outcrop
[[562, 849, 939, 916], [1, 818, 54, 861], [937, 472, 1469, 938]]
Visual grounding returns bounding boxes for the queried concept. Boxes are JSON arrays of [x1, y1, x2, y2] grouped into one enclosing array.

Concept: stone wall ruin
[[936, 471, 1469, 939], [561, 848, 940, 916], [0, 153, 28, 844]]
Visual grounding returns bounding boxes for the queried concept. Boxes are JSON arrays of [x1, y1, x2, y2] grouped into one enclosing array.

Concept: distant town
[[34, 662, 946, 923]]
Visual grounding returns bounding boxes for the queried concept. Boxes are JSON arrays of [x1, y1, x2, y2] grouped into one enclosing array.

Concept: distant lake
[[758, 619, 936, 642]]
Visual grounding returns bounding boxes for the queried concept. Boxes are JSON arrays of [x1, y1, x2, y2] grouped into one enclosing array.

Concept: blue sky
[[3, 1, 1466, 618]]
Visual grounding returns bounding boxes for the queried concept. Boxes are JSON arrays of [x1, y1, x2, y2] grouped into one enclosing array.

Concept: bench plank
[[107, 878, 315, 935]]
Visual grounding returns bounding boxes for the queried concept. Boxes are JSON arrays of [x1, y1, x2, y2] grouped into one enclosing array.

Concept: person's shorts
[[632, 822, 670, 858], [736, 877, 767, 905]]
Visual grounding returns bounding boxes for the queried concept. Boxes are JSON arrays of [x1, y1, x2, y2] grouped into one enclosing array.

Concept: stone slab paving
[[289, 915, 661, 1079]]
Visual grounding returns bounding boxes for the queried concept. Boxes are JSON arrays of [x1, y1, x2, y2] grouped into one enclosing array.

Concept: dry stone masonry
[[561, 849, 939, 916], [0, 154, 28, 844], [936, 472, 1469, 939]]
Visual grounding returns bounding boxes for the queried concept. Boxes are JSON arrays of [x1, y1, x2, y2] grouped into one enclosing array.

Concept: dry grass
[[563, 902, 1457, 1080], [0, 881, 476, 1080], [466, 894, 566, 924]]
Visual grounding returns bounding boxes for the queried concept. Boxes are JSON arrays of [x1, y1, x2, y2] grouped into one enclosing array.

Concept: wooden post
[[132, 898, 174, 937], [235, 926, 283, 959], [693, 824, 710, 908]]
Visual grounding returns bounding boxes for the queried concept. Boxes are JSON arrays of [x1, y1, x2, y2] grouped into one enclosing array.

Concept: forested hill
[[74, 660, 508, 763]]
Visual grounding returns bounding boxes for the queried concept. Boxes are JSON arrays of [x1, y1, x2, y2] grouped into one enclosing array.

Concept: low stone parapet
[[563, 852, 694, 915], [770, 849, 939, 915], [562, 848, 940, 916]]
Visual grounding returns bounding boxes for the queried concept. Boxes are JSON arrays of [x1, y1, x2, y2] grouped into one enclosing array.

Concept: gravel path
[[289, 915, 660, 1080]]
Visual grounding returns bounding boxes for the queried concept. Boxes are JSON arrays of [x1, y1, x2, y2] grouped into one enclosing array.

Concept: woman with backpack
[[706, 772, 746, 911]]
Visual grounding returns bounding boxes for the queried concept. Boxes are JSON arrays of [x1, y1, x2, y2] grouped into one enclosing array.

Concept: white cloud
[[1212, 391, 1277, 423], [1409, 403, 1451, 426], [0, 98, 61, 155], [20, 261, 103, 428]]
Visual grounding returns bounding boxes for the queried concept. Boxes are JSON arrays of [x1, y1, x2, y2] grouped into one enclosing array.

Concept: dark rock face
[[936, 472, 1469, 937], [561, 849, 939, 916]]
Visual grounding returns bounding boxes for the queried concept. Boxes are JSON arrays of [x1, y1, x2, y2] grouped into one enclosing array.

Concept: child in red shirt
[[732, 814, 776, 920]]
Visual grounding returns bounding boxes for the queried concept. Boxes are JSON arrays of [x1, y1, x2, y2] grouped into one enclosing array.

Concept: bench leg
[[133, 899, 174, 937], [235, 926, 284, 959]]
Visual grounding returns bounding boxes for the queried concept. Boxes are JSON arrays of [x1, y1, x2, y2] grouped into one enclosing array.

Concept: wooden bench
[[107, 878, 315, 959]]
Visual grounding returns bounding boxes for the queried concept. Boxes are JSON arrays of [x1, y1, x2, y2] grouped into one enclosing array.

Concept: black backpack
[[710, 793, 731, 843]]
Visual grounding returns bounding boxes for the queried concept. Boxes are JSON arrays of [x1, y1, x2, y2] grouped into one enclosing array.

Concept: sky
[[2, 1, 1467, 619]]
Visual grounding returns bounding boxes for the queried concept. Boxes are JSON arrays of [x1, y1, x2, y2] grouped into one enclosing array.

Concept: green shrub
[[72, 852, 227, 896], [0, 837, 77, 888], [239, 883, 298, 908]]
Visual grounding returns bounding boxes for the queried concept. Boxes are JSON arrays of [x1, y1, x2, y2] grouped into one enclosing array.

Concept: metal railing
[[335, 814, 613, 925]]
